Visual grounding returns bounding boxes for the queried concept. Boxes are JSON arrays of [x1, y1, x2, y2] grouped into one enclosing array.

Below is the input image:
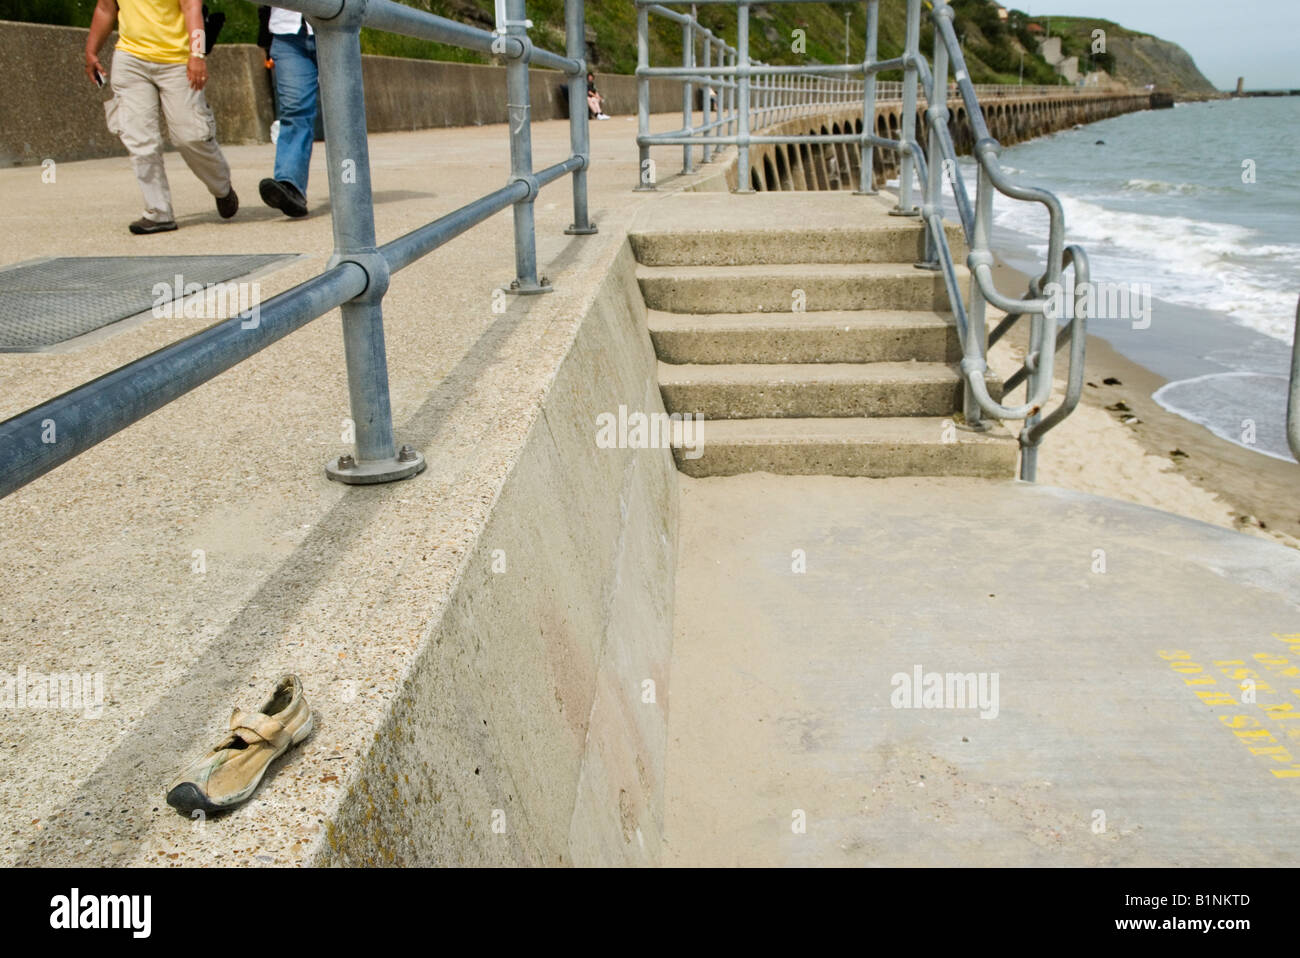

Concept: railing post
[[726, 49, 737, 142], [735, 2, 753, 193], [1288, 296, 1300, 462], [855, 0, 876, 197], [681, 11, 695, 174], [314, 0, 425, 485], [564, 0, 596, 235], [702, 31, 713, 162], [714, 42, 724, 155], [635, 2, 655, 191], [892, 0, 921, 216], [964, 164, 994, 433], [502, 0, 549, 293], [919, 2, 948, 268]]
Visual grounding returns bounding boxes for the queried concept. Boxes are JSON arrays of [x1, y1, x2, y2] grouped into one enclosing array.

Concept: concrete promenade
[[0, 114, 698, 866], [2, 109, 1296, 868]]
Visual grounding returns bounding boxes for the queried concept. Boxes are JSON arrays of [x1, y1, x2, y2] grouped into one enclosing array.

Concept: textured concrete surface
[[664, 474, 1300, 866], [0, 21, 680, 166], [671, 418, 1017, 478], [637, 262, 966, 315], [0, 112, 699, 866], [629, 191, 966, 267], [632, 189, 1013, 479], [0, 22, 274, 166], [647, 309, 961, 365], [659, 361, 969, 419]]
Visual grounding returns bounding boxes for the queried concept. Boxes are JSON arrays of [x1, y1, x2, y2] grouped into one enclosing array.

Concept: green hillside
[[1, 0, 1065, 83], [1, 1, 1216, 91]]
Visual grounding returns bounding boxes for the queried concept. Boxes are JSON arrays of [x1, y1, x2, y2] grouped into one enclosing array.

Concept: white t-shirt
[[268, 7, 314, 36]]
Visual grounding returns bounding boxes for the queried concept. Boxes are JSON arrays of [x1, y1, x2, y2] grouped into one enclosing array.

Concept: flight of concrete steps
[[628, 192, 1017, 479]]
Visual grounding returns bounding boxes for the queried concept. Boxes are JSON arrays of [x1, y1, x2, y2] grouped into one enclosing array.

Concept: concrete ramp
[[664, 474, 1300, 866]]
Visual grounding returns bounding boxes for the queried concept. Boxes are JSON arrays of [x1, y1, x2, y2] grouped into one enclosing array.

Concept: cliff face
[[1040, 16, 1218, 95], [1103, 34, 1218, 94]]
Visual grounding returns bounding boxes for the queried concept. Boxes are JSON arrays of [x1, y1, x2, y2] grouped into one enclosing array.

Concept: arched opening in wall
[[750, 166, 762, 191], [819, 126, 837, 189], [798, 142, 820, 190], [848, 118, 863, 191], [773, 148, 792, 191], [829, 123, 844, 189], [785, 144, 803, 190]]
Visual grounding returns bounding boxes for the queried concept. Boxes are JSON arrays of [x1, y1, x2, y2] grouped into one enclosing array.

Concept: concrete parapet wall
[[0, 20, 678, 166], [316, 243, 678, 866], [730, 91, 1151, 192]]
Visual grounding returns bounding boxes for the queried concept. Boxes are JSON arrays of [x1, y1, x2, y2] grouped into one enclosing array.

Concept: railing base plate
[[888, 207, 921, 217], [326, 451, 427, 485], [508, 278, 554, 295], [564, 224, 599, 236]]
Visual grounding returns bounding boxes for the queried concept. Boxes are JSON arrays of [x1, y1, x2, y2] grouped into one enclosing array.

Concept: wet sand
[[988, 260, 1300, 549]]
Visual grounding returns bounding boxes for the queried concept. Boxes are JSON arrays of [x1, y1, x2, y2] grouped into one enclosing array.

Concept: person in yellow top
[[84, 0, 239, 234]]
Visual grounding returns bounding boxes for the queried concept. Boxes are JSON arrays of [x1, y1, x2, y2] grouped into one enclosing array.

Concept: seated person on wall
[[587, 72, 610, 120], [257, 4, 316, 218], [85, 0, 239, 234]]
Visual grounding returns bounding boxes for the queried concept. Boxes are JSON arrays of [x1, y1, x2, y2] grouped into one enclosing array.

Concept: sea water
[[932, 96, 1299, 461]]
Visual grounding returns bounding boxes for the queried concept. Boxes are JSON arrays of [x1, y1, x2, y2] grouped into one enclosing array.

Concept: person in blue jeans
[[259, 6, 316, 217]]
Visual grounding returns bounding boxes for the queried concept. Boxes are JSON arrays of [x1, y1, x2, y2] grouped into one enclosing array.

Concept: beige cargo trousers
[[106, 50, 232, 224]]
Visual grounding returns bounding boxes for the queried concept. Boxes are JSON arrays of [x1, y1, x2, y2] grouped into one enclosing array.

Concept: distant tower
[[1235, 77, 1245, 97]]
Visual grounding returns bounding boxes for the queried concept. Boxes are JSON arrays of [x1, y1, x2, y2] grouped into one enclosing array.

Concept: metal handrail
[[635, 0, 1090, 480], [0, 0, 596, 499], [1289, 297, 1300, 462]]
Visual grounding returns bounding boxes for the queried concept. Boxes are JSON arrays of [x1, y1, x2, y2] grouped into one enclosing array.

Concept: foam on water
[[912, 98, 1300, 462]]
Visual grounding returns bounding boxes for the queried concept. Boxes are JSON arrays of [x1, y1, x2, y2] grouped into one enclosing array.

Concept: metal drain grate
[[0, 255, 292, 351]]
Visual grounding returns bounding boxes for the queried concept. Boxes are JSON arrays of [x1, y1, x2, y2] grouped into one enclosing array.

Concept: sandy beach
[[987, 259, 1299, 550]]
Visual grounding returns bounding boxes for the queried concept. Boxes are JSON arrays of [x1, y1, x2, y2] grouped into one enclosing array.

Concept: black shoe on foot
[[129, 217, 178, 235], [216, 187, 239, 219], [258, 178, 308, 218]]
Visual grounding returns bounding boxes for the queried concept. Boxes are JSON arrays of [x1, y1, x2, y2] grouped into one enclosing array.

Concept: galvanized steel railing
[[0, 0, 595, 498], [636, 0, 1091, 480], [1288, 297, 1300, 462]]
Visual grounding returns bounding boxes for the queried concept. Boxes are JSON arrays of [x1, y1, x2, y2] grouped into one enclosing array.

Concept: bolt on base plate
[[507, 277, 554, 296], [564, 223, 599, 235], [326, 445, 427, 485]]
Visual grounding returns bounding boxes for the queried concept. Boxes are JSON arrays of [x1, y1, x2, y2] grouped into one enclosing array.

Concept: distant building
[[995, 5, 1009, 21], [1027, 22, 1045, 36]]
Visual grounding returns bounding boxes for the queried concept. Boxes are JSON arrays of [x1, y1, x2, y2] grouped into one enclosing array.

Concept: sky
[[1028, 0, 1299, 91]]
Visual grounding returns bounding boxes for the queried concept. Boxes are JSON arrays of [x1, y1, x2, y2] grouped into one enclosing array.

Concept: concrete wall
[[314, 242, 679, 866], [0, 20, 679, 166], [731, 91, 1151, 192]]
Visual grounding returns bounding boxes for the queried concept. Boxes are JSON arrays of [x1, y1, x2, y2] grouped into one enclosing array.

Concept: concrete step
[[671, 416, 1018, 478], [647, 309, 961, 365], [658, 361, 1000, 419], [629, 221, 967, 267], [637, 263, 964, 315], [627, 191, 968, 266]]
